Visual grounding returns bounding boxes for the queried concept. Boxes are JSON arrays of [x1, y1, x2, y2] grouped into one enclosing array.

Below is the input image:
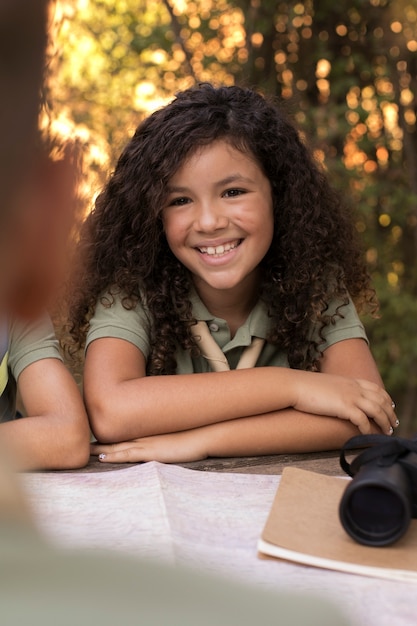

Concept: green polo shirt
[[0, 315, 62, 422], [86, 290, 368, 373]]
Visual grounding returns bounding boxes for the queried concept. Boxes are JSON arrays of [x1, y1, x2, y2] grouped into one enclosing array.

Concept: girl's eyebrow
[[215, 174, 255, 186], [166, 185, 190, 194], [167, 174, 255, 194]]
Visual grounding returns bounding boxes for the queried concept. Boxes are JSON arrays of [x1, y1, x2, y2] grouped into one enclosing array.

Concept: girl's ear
[[8, 144, 80, 320]]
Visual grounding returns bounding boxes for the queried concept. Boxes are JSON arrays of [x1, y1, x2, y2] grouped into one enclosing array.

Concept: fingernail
[[391, 401, 396, 409], [395, 419, 400, 427], [98, 454, 106, 461], [388, 426, 394, 436]]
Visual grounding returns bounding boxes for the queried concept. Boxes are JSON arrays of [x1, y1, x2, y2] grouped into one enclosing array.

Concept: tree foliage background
[[46, 0, 417, 432]]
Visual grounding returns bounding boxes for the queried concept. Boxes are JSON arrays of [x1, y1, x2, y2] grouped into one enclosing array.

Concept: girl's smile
[[162, 140, 274, 308], [194, 238, 242, 267], [197, 238, 241, 257]]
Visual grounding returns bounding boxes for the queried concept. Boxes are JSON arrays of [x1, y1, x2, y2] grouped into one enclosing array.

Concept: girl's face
[[162, 140, 274, 303]]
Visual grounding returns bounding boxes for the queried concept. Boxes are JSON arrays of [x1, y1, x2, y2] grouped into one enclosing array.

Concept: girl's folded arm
[[91, 408, 380, 464], [85, 337, 396, 444], [200, 409, 381, 459]]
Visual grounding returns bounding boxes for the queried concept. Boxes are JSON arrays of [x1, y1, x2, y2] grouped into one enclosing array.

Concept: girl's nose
[[194, 201, 229, 232]]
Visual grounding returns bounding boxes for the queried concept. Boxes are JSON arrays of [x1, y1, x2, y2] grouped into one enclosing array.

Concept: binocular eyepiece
[[339, 435, 417, 547]]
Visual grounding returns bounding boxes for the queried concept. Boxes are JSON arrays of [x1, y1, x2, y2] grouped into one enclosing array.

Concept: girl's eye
[[223, 188, 246, 198], [168, 196, 191, 207]]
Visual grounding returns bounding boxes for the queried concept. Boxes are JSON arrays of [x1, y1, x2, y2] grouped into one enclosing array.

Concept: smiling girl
[[68, 84, 397, 463]]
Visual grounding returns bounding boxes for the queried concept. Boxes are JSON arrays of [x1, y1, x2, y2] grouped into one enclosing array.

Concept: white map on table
[[22, 461, 417, 626]]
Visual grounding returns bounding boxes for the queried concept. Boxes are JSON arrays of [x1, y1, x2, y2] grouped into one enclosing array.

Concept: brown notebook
[[258, 467, 417, 582]]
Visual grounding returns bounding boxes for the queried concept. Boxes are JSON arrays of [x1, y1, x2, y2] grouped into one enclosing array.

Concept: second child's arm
[[85, 337, 396, 444], [0, 359, 90, 470]]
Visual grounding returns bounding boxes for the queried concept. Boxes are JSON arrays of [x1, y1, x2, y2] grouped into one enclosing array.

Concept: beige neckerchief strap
[[190, 321, 265, 372]]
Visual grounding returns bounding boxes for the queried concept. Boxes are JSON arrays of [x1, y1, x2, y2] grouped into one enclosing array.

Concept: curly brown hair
[[67, 83, 376, 373]]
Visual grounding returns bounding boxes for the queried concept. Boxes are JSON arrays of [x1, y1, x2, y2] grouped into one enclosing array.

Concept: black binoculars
[[339, 434, 417, 547]]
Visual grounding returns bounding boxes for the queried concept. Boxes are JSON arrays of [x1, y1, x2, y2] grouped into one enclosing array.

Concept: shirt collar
[[189, 288, 272, 342]]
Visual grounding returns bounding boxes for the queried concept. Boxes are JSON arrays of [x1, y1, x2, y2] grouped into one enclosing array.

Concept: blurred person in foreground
[[0, 0, 90, 470], [0, 1, 350, 624]]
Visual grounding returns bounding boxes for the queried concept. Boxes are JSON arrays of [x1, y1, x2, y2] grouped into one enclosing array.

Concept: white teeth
[[198, 241, 240, 256]]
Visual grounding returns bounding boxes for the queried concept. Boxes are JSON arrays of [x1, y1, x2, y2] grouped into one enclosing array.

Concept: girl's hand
[[292, 372, 397, 436], [91, 430, 208, 464]]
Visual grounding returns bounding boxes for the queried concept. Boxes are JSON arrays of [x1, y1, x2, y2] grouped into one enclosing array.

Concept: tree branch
[[162, 0, 198, 82]]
